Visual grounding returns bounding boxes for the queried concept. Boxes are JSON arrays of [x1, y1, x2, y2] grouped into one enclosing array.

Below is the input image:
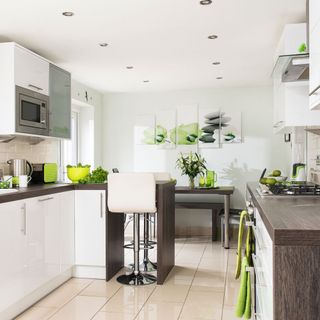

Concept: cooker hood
[[272, 53, 309, 82]]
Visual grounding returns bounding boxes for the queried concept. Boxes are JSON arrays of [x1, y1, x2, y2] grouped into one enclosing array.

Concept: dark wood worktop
[[0, 183, 107, 204], [247, 182, 320, 246], [175, 186, 234, 195]]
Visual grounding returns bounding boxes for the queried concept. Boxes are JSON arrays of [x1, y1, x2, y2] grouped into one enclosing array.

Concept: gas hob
[[257, 182, 320, 196]]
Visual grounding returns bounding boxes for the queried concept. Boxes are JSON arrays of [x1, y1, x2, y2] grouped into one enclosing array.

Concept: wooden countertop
[[0, 183, 107, 204], [247, 182, 320, 246], [175, 186, 234, 195]]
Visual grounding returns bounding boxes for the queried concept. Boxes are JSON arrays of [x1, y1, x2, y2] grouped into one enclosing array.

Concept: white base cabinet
[[0, 191, 75, 320], [75, 190, 106, 278]]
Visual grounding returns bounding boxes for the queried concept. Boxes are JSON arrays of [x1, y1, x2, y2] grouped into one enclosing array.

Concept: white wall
[[102, 86, 291, 229]]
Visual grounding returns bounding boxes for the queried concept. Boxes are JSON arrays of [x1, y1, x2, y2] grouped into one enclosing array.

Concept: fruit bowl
[[267, 176, 287, 182], [67, 167, 90, 183]]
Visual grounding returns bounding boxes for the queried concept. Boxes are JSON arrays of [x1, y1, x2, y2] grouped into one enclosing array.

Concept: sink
[[0, 189, 18, 194]]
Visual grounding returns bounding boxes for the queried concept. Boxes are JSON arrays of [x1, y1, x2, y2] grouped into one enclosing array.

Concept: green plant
[[79, 166, 108, 184], [176, 152, 207, 187]]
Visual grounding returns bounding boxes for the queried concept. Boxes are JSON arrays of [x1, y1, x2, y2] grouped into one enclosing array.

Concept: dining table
[[175, 186, 235, 248]]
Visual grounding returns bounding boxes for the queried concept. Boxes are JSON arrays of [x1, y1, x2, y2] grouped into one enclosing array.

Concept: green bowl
[[67, 167, 90, 183]]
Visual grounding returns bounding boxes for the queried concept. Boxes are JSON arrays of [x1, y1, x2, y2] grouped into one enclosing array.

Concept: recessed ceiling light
[[212, 61, 221, 65], [216, 77, 223, 80], [200, 0, 212, 5], [143, 80, 150, 83], [208, 35, 218, 40], [62, 11, 74, 17], [126, 66, 134, 69], [99, 43, 108, 47]]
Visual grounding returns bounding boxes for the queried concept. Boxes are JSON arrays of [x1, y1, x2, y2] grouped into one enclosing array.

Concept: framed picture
[[221, 112, 242, 143], [155, 109, 176, 149], [198, 108, 221, 148], [175, 105, 199, 145], [134, 114, 155, 145]]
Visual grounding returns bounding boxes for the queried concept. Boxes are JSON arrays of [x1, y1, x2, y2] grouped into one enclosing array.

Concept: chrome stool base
[[140, 259, 157, 272], [117, 272, 156, 286]]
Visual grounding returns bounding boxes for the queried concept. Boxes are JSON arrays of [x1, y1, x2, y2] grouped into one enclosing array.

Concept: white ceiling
[[0, 0, 306, 93]]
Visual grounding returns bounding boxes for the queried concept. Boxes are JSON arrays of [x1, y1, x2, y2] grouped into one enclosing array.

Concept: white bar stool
[[108, 173, 157, 285]]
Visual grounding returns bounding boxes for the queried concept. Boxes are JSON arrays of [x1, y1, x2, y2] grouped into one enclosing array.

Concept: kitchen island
[[247, 182, 320, 320]]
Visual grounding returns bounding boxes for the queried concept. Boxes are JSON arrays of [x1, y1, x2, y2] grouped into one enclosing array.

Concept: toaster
[[31, 163, 58, 184]]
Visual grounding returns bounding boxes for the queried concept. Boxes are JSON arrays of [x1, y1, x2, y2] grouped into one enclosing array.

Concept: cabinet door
[[49, 64, 71, 138], [309, 0, 320, 33], [0, 200, 26, 312], [75, 190, 106, 266], [15, 46, 49, 95], [25, 195, 60, 294], [60, 191, 75, 272], [310, 21, 320, 109]]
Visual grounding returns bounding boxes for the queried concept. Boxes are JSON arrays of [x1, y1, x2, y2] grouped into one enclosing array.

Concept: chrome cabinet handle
[[273, 120, 284, 128], [28, 84, 43, 91], [100, 192, 104, 218], [21, 203, 26, 235], [38, 197, 54, 202], [309, 85, 320, 96]]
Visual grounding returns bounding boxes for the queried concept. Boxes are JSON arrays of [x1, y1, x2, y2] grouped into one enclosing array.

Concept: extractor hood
[[272, 53, 309, 82], [305, 126, 320, 135]]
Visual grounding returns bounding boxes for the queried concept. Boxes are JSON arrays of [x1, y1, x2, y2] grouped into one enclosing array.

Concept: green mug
[[206, 170, 217, 187], [199, 176, 205, 187]]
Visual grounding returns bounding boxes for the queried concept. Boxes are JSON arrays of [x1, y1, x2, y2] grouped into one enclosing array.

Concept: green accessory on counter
[[44, 163, 58, 183], [235, 210, 247, 279], [235, 256, 251, 319]]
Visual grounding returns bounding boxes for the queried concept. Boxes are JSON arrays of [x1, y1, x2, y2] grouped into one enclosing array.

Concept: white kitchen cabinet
[[15, 45, 49, 95], [309, 0, 320, 33], [309, 20, 320, 110], [0, 200, 26, 313], [24, 195, 60, 294], [75, 190, 106, 276], [253, 208, 273, 320], [60, 191, 75, 272], [273, 82, 320, 133]]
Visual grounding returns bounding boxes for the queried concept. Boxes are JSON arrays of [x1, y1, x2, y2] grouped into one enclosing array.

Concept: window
[[60, 110, 79, 181]]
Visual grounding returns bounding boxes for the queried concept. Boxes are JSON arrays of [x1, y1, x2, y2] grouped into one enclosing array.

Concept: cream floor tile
[[79, 279, 121, 298], [191, 271, 226, 292], [148, 284, 190, 303], [221, 306, 238, 320], [223, 281, 240, 307], [48, 296, 108, 320], [136, 301, 183, 320], [100, 285, 155, 315], [66, 278, 94, 286], [179, 290, 224, 320], [36, 282, 91, 308], [15, 306, 57, 320], [91, 311, 135, 320]]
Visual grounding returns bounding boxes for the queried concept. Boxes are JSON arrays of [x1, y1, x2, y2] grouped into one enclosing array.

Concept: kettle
[[291, 163, 307, 182], [7, 159, 33, 177]]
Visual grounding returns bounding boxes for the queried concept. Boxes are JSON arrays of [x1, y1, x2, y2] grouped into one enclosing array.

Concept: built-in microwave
[[15, 85, 49, 136]]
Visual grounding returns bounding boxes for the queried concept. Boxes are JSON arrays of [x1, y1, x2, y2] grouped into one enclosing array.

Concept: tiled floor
[[16, 237, 239, 320]]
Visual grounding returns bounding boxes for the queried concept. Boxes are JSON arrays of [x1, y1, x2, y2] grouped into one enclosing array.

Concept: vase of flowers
[[176, 152, 207, 188]]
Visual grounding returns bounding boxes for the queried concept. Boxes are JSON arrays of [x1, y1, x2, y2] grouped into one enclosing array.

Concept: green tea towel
[[235, 210, 248, 279], [235, 256, 251, 319]]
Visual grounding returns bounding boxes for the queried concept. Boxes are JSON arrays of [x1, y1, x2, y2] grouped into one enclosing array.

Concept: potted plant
[[176, 152, 207, 188]]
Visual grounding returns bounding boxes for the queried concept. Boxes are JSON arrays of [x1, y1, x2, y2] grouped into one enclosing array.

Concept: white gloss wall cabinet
[[0, 200, 25, 315], [75, 190, 106, 279], [0, 192, 74, 320], [49, 64, 71, 139], [273, 82, 320, 133], [0, 42, 71, 138], [15, 45, 49, 95]]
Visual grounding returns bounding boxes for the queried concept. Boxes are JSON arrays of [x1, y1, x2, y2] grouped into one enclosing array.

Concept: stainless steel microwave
[[15, 85, 49, 136]]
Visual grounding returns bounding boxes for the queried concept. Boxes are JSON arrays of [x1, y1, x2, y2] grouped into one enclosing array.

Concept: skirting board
[[73, 265, 106, 279], [1, 268, 73, 320]]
